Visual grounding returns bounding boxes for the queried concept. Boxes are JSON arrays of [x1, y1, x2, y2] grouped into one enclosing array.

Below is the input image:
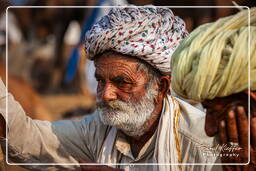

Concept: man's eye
[[117, 80, 132, 85], [116, 81, 133, 90]]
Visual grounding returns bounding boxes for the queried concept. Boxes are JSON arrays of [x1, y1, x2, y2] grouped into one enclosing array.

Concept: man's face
[[94, 52, 158, 136]]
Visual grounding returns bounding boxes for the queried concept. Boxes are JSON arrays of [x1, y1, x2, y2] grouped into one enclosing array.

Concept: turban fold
[[171, 8, 256, 102], [84, 6, 188, 74]]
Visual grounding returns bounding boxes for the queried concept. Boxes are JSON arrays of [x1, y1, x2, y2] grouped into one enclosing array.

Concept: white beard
[[97, 89, 158, 137]]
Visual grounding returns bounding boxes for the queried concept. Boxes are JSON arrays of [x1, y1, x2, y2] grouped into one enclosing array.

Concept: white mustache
[[96, 100, 132, 112]]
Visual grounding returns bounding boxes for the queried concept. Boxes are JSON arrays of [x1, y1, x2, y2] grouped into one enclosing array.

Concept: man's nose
[[101, 83, 117, 102]]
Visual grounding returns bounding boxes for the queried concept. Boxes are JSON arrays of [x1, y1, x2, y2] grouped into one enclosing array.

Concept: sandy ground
[[42, 94, 95, 120]]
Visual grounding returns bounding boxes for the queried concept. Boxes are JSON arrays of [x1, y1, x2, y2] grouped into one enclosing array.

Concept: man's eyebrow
[[111, 75, 131, 82], [111, 75, 125, 82]]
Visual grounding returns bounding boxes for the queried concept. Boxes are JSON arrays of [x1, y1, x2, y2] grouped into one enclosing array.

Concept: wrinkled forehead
[[94, 51, 140, 68], [94, 51, 147, 79], [94, 50, 163, 75]]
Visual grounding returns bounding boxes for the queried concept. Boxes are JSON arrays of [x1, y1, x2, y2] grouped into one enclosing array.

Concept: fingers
[[234, 106, 249, 165], [221, 107, 247, 166], [251, 117, 256, 150], [218, 107, 248, 170], [251, 117, 256, 168], [220, 105, 251, 170], [236, 106, 248, 149], [227, 109, 239, 143], [219, 120, 228, 144], [251, 147, 256, 167]]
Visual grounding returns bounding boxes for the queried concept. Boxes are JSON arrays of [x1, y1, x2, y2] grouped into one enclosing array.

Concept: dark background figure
[[202, 91, 256, 170]]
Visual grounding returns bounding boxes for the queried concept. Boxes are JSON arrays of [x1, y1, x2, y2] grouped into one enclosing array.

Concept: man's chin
[[99, 114, 126, 127], [99, 112, 119, 126]]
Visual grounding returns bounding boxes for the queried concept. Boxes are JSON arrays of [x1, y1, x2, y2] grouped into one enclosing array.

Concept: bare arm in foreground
[[0, 78, 97, 170]]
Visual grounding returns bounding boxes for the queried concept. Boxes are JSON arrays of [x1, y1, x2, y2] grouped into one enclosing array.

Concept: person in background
[[171, 7, 256, 171]]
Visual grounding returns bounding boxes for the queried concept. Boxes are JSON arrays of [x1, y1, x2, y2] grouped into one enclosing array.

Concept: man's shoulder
[[53, 110, 111, 140], [79, 110, 110, 131]]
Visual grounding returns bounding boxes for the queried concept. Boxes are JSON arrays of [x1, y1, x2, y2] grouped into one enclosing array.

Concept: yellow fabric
[[171, 8, 256, 102]]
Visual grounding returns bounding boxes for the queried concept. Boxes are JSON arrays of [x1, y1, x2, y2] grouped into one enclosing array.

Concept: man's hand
[[79, 160, 124, 171], [218, 106, 256, 171]]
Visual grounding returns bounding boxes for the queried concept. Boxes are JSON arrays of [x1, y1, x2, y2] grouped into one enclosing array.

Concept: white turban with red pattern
[[84, 6, 188, 74]]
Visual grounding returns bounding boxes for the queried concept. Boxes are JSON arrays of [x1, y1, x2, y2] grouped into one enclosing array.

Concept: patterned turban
[[84, 6, 188, 75], [171, 8, 256, 102]]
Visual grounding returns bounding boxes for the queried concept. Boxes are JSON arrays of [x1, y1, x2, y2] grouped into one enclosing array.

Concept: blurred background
[[0, 0, 255, 170]]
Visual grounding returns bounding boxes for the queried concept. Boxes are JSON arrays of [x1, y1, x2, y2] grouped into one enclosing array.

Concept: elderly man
[[0, 7, 221, 171], [171, 8, 256, 170]]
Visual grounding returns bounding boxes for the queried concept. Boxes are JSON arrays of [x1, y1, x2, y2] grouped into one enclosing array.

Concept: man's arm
[[0, 78, 95, 170]]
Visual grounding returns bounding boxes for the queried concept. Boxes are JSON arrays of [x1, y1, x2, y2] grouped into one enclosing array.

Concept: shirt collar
[[115, 130, 157, 161]]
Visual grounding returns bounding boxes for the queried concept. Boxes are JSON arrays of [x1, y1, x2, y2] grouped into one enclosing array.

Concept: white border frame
[[5, 5, 251, 166]]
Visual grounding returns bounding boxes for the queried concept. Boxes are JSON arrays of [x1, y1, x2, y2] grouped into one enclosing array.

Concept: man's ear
[[158, 75, 171, 98]]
